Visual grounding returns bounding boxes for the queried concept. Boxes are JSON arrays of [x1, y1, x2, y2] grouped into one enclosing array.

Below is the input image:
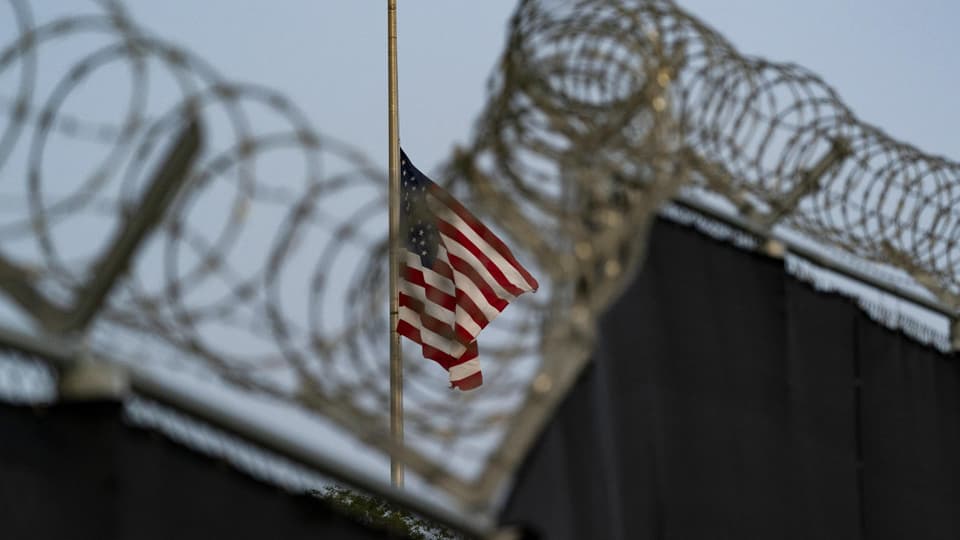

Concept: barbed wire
[[1, 0, 959, 518], [415, 0, 960, 504], [455, 0, 960, 309], [0, 0, 548, 510]]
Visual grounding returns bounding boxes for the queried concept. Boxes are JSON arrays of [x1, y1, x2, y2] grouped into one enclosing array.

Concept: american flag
[[397, 149, 539, 390]]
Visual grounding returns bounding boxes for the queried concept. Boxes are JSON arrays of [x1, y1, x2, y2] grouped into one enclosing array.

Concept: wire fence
[[1, 0, 959, 523]]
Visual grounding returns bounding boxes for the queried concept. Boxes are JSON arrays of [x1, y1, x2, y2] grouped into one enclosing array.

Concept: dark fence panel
[[504, 218, 959, 539], [0, 401, 396, 540]]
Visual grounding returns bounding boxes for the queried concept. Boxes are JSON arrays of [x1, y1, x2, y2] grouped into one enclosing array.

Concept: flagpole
[[387, 0, 404, 488]]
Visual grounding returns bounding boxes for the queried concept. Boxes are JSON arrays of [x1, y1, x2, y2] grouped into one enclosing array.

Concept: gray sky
[[680, 0, 960, 159], [117, 0, 960, 171], [119, 0, 518, 176]]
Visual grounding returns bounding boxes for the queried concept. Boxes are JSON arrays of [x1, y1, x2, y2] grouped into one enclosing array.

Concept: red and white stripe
[[397, 184, 538, 390]]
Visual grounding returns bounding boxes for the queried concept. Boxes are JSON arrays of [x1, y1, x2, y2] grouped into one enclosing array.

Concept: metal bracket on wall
[[0, 119, 202, 338], [750, 139, 851, 230], [0, 257, 71, 328], [950, 319, 960, 352], [681, 140, 851, 235]]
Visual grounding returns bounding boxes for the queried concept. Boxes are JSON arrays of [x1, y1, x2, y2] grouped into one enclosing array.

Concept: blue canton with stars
[[400, 149, 440, 268]]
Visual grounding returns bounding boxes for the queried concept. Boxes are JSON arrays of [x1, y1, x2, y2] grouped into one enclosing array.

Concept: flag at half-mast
[[396, 150, 539, 390]]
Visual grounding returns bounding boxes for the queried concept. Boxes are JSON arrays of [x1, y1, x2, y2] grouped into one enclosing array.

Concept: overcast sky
[[114, 0, 960, 171]]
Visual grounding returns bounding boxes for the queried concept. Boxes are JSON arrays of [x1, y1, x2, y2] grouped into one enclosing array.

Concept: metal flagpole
[[387, 0, 404, 488]]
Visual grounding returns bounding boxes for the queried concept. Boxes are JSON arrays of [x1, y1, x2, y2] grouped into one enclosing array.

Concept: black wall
[[504, 218, 960, 540], [4, 217, 959, 539], [0, 401, 398, 540]]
